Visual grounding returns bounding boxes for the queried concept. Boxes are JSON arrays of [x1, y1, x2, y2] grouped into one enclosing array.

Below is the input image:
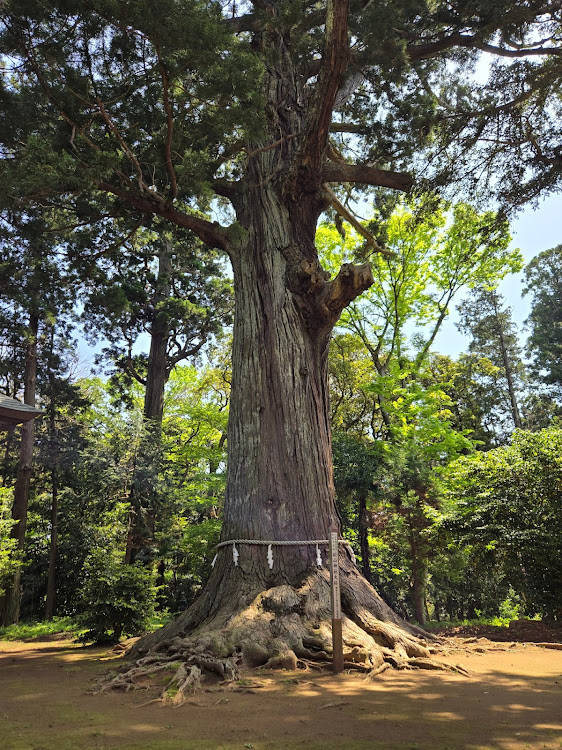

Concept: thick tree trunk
[[132, 190, 429, 672], [222, 210, 335, 574], [125, 31, 434, 682], [1, 313, 38, 626]]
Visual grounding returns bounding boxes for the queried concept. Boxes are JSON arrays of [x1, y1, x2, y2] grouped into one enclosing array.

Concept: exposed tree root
[[96, 566, 463, 703]]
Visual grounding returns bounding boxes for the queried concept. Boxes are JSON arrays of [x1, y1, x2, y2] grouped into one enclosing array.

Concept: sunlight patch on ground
[[489, 703, 541, 712], [532, 723, 562, 730], [356, 711, 413, 721], [424, 711, 464, 721], [129, 723, 161, 732]]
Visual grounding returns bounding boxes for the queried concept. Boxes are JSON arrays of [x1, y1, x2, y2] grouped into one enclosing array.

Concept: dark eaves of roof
[[0, 394, 44, 430]]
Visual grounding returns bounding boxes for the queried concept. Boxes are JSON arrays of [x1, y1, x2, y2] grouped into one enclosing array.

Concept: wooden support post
[[329, 522, 344, 674]]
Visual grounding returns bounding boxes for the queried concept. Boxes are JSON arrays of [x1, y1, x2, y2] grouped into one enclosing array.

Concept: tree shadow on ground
[[0, 638, 561, 750]]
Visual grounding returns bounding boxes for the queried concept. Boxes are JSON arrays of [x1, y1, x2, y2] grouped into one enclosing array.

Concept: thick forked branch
[[290, 0, 350, 192], [292, 255, 375, 326], [97, 181, 231, 252], [322, 262, 374, 320], [323, 161, 413, 192]]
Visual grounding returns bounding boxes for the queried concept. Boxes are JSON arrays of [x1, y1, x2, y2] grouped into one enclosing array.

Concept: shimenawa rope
[[211, 537, 356, 569]]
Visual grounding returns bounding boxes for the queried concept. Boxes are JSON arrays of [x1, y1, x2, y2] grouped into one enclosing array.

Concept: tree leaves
[[443, 428, 562, 619]]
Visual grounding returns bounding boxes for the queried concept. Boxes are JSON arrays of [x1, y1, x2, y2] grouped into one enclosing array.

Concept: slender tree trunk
[[358, 492, 371, 582], [45, 336, 58, 620], [124, 503, 135, 566], [497, 325, 522, 428], [143, 323, 169, 424], [143, 242, 172, 424], [125, 244, 172, 562], [2, 427, 16, 486], [1, 313, 38, 626], [409, 530, 427, 625], [489, 292, 522, 429], [44, 465, 58, 619]]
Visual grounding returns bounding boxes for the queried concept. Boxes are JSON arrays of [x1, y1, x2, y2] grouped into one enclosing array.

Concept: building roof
[[0, 394, 43, 430]]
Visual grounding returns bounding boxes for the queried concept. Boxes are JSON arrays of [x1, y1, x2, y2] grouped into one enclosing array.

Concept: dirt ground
[[1, 625, 561, 750]]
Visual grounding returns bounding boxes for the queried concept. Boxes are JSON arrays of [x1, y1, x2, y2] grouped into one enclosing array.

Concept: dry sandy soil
[[1, 624, 561, 750]]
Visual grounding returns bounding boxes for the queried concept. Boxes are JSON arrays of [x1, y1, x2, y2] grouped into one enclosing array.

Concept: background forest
[[1, 196, 561, 641]]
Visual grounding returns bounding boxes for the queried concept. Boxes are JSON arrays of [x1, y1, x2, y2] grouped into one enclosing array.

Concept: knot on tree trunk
[[298, 258, 331, 293], [291, 259, 373, 329]]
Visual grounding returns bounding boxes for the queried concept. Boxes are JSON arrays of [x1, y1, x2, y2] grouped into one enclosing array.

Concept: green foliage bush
[[443, 428, 562, 621], [0, 487, 19, 598], [78, 549, 156, 644]]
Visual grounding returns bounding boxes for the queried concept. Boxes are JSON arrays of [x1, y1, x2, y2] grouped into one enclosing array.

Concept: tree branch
[[329, 123, 366, 133], [407, 32, 562, 62], [155, 46, 178, 201], [323, 160, 413, 192], [288, 0, 350, 193], [97, 182, 231, 252], [323, 185, 396, 258], [96, 97, 149, 193], [321, 262, 374, 319], [122, 356, 147, 387]]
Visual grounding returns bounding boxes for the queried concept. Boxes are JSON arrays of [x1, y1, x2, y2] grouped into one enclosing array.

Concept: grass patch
[[0, 616, 81, 641], [147, 610, 175, 631], [424, 617, 511, 630], [0, 610, 174, 644], [424, 615, 542, 631]]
